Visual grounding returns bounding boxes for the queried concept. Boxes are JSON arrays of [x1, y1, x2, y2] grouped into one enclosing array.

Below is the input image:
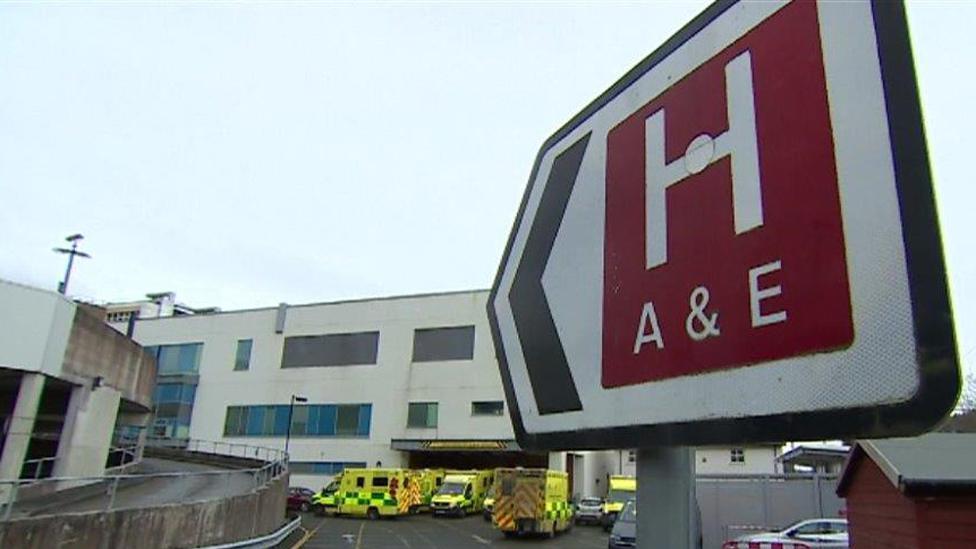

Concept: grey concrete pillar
[[53, 386, 121, 483], [636, 446, 699, 549], [0, 373, 45, 494], [52, 384, 84, 478]]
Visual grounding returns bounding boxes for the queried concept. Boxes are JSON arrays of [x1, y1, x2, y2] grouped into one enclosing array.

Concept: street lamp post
[[284, 395, 308, 459], [53, 233, 91, 295]]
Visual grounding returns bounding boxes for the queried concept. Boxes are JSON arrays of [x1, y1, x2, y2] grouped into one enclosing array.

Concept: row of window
[[223, 404, 372, 437], [178, 325, 477, 374], [290, 461, 368, 475], [279, 325, 475, 368], [406, 401, 504, 428]]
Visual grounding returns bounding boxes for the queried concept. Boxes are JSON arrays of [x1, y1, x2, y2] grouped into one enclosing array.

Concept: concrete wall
[[0, 470, 288, 549], [62, 306, 156, 410], [131, 290, 514, 488]]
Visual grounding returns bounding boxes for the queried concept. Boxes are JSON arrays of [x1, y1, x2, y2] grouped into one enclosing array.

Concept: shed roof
[[837, 432, 976, 496]]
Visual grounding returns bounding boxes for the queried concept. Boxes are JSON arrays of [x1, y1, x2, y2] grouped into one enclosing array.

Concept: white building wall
[[606, 447, 780, 478], [0, 279, 76, 377], [695, 446, 780, 475], [130, 290, 515, 488]]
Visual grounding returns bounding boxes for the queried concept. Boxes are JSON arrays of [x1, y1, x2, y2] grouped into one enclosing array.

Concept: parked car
[[575, 496, 604, 525], [723, 518, 849, 549], [608, 499, 636, 548], [287, 487, 317, 513]]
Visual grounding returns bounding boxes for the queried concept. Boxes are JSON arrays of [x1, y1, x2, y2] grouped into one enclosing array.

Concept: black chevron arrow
[[509, 133, 590, 415]]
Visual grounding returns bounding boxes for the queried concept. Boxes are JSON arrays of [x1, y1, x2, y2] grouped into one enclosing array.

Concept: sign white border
[[489, 0, 959, 448]]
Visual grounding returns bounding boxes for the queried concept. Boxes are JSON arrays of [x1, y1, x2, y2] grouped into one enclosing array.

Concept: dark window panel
[[281, 332, 379, 368], [336, 405, 360, 435], [407, 402, 438, 428], [412, 326, 475, 362], [471, 401, 505, 416]]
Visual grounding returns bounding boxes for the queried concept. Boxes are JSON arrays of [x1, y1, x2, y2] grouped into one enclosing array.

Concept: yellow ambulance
[[492, 468, 573, 537], [601, 475, 637, 531], [417, 469, 445, 510], [430, 469, 494, 517], [319, 468, 412, 519]]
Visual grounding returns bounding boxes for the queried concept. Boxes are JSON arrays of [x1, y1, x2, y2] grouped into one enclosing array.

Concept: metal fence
[[697, 473, 842, 549], [0, 438, 287, 522]]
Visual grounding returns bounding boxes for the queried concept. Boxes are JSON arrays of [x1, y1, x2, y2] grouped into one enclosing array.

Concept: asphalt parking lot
[[291, 513, 609, 549]]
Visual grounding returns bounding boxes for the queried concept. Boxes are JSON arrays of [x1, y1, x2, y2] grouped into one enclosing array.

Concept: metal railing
[[19, 456, 58, 481], [146, 437, 287, 464], [0, 438, 287, 522]]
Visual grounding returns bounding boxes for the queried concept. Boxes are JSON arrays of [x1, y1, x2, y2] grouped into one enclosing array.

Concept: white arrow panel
[[496, 0, 920, 436]]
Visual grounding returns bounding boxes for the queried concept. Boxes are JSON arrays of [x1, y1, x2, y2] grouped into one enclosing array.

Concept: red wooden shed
[[836, 432, 976, 549]]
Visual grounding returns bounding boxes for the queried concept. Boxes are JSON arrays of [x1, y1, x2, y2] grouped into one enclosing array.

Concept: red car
[[287, 487, 317, 512]]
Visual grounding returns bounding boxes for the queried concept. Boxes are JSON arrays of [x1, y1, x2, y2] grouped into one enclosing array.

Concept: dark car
[[608, 499, 636, 548], [287, 487, 317, 512]]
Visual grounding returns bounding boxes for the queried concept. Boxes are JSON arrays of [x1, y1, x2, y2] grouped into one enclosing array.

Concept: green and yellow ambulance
[[408, 469, 445, 512], [492, 468, 573, 537], [312, 468, 412, 519], [430, 469, 494, 517], [601, 475, 637, 531]]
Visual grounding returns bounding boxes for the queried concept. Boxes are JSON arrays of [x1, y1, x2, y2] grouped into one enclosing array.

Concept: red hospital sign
[[602, 1, 854, 387]]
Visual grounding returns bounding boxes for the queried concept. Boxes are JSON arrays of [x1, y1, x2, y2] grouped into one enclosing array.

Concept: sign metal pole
[[636, 446, 697, 549]]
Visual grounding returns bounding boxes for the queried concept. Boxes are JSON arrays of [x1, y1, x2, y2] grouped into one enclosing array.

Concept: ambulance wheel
[[366, 507, 380, 521], [457, 507, 466, 518], [503, 531, 518, 539]]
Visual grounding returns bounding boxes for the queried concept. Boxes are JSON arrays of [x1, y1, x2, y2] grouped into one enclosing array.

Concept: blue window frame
[[222, 403, 372, 437], [273, 405, 289, 435], [246, 406, 265, 436]]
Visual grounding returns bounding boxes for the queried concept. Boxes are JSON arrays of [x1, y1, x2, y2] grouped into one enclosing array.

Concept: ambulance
[[312, 468, 412, 519], [491, 468, 573, 537], [430, 469, 493, 517], [601, 475, 637, 531], [414, 469, 445, 511], [310, 474, 341, 515]]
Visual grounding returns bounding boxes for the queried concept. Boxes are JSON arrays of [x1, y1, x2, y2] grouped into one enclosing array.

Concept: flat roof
[[132, 288, 491, 321]]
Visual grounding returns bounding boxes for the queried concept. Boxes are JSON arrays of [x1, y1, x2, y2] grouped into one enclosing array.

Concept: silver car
[[723, 518, 849, 549], [575, 496, 603, 525]]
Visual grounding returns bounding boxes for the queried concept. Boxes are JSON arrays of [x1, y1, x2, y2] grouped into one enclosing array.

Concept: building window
[[107, 312, 132, 323], [154, 383, 196, 404], [148, 343, 204, 375], [730, 448, 745, 463], [290, 461, 367, 475], [471, 401, 504, 416], [223, 403, 372, 437], [281, 332, 380, 368], [412, 326, 475, 362], [234, 339, 253, 371], [407, 402, 438, 428]]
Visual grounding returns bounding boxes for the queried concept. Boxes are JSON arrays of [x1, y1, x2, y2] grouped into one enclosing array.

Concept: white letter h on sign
[[644, 51, 764, 270]]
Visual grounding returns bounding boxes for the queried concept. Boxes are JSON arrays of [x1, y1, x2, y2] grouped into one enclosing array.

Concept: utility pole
[[284, 394, 308, 459], [53, 234, 90, 295]]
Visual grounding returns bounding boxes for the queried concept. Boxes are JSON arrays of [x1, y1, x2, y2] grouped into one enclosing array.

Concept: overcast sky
[[1, 2, 973, 377]]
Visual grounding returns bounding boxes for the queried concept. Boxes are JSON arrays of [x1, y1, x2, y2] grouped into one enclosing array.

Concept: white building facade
[[122, 289, 779, 493], [127, 290, 552, 490]]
